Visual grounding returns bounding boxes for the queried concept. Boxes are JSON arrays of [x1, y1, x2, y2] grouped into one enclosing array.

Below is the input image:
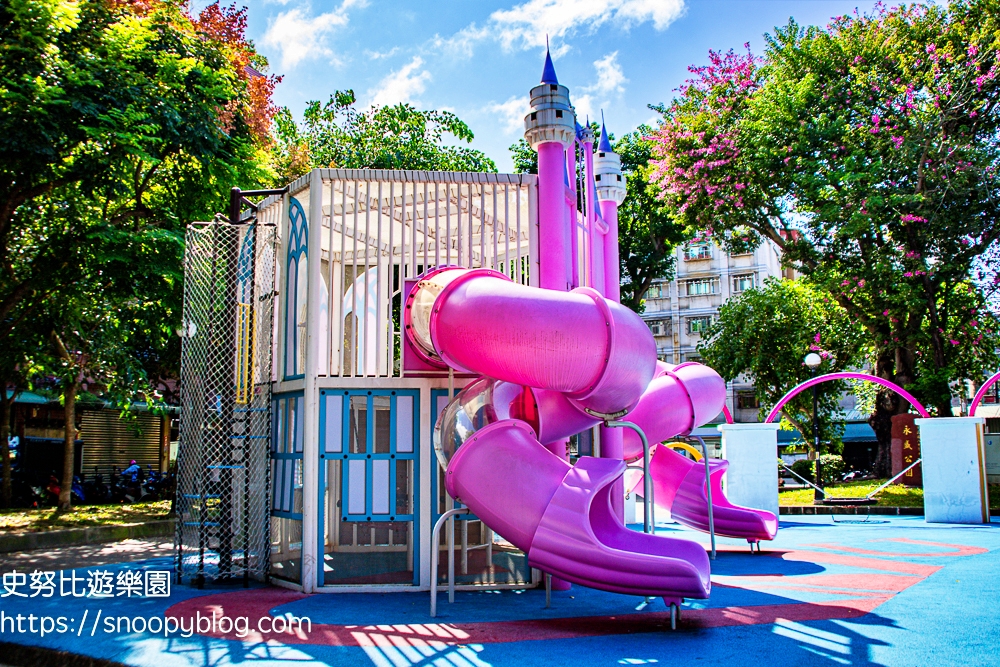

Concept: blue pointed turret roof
[[598, 111, 613, 152], [540, 40, 558, 85]]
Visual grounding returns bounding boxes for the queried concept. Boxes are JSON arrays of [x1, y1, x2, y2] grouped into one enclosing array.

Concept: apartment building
[[641, 238, 789, 423]]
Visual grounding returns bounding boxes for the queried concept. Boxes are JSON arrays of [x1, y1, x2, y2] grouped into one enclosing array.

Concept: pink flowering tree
[[650, 1, 1000, 473]]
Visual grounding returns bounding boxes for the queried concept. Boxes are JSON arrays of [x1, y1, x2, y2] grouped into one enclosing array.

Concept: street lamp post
[[804, 353, 823, 501]]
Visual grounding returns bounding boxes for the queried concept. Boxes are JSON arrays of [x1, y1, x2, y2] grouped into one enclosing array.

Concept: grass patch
[[0, 501, 172, 533], [780, 481, 1000, 509]]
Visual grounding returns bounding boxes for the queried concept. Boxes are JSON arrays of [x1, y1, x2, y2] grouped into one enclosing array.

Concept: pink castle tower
[[594, 115, 627, 301], [523, 51, 631, 523], [594, 115, 629, 521], [523, 47, 576, 291]]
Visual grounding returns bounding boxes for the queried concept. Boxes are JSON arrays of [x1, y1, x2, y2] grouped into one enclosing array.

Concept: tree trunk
[[59, 381, 78, 511], [0, 382, 12, 508], [869, 346, 918, 478], [869, 348, 899, 478]]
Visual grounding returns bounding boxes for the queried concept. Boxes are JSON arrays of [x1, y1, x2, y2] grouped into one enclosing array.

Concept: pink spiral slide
[[620, 362, 779, 542], [406, 267, 776, 601]]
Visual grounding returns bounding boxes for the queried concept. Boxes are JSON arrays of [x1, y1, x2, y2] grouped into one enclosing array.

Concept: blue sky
[[216, 0, 882, 171]]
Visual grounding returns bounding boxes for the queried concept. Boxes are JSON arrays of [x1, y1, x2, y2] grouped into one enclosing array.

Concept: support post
[[717, 423, 780, 519], [916, 417, 989, 524]]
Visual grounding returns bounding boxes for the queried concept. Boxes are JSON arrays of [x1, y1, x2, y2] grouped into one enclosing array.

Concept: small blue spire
[[540, 37, 558, 85], [598, 110, 613, 152]]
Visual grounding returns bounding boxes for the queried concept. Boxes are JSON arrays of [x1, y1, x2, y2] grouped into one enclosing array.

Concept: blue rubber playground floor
[[1, 516, 997, 667]]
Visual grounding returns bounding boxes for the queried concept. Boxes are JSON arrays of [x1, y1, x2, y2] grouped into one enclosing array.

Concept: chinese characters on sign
[[890, 413, 922, 487], [1, 569, 170, 598]]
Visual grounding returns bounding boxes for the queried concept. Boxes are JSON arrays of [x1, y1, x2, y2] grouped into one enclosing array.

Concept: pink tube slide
[[670, 452, 779, 541], [446, 419, 710, 600], [621, 362, 778, 541], [408, 267, 656, 416], [413, 267, 775, 601]]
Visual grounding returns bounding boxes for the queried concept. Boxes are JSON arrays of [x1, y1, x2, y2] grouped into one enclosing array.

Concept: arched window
[[284, 197, 308, 379]]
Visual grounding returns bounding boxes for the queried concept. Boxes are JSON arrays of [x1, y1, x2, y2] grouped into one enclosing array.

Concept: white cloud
[[365, 46, 400, 60], [573, 93, 597, 124], [574, 53, 628, 124], [487, 95, 530, 134], [589, 52, 627, 95], [368, 57, 432, 107], [444, 0, 685, 55], [262, 1, 363, 71]]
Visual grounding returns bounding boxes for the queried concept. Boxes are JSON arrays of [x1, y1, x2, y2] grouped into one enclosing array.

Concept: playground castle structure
[[174, 51, 785, 596]]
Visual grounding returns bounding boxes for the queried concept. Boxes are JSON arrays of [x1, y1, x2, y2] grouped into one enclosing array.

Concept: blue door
[[318, 389, 419, 586]]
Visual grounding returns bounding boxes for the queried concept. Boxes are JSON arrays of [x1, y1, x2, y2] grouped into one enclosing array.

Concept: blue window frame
[[318, 388, 420, 586], [284, 197, 308, 380], [271, 391, 304, 519]]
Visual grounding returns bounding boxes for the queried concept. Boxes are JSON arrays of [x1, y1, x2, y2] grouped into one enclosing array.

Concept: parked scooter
[[83, 467, 111, 504], [112, 461, 144, 503]]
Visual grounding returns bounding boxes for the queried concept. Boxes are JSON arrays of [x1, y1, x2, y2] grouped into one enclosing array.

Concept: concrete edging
[[0, 519, 175, 554], [780, 506, 923, 516], [782, 506, 1000, 516]]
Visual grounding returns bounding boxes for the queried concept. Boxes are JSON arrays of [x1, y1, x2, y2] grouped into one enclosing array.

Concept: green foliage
[[0, 0, 277, 387], [698, 277, 866, 452], [790, 458, 815, 481], [273, 90, 496, 181], [789, 455, 844, 485], [0, 1, 279, 506], [649, 1, 1000, 419], [509, 138, 538, 174], [819, 454, 845, 485]]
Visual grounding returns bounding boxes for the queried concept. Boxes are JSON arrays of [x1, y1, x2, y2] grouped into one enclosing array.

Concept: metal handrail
[[430, 507, 470, 618], [779, 458, 922, 502], [865, 459, 921, 500], [688, 435, 716, 560], [780, 463, 827, 497], [605, 421, 654, 533]]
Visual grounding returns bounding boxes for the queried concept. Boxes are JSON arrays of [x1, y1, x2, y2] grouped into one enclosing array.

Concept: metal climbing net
[[175, 220, 276, 585]]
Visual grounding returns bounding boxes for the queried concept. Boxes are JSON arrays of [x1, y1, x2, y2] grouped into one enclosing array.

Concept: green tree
[[0, 0, 277, 346], [509, 138, 538, 174], [649, 2, 1000, 472], [615, 127, 689, 312], [273, 90, 496, 180], [0, 0, 278, 507], [698, 278, 867, 454]]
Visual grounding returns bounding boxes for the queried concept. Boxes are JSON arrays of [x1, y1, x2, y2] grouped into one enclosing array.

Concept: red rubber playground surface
[[1, 516, 997, 667]]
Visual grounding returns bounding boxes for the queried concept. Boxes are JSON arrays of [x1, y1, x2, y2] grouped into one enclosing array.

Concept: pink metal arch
[[970, 370, 1000, 417], [765, 371, 930, 423], [722, 404, 734, 424]]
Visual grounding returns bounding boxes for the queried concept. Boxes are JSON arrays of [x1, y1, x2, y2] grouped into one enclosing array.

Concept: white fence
[[264, 170, 538, 382]]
